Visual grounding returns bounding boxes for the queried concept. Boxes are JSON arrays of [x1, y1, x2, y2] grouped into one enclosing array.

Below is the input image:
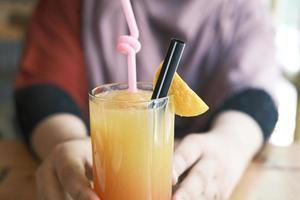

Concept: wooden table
[[0, 141, 299, 200]]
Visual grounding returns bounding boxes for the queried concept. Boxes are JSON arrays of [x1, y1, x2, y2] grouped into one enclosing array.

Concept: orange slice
[[153, 64, 209, 117]]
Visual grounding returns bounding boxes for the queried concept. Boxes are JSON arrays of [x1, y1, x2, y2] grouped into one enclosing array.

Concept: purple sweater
[[15, 0, 279, 141]]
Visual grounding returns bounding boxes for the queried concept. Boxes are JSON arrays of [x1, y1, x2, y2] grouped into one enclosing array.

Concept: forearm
[[31, 113, 88, 159]]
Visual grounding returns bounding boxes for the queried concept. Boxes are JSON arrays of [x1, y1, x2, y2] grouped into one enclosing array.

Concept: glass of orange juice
[[89, 82, 174, 200]]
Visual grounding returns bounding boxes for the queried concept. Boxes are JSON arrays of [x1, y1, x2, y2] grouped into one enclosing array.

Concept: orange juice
[[89, 83, 174, 200]]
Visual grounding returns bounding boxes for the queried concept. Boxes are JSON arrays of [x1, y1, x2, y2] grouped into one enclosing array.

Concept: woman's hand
[[35, 138, 99, 200], [172, 111, 264, 200], [172, 133, 241, 200]]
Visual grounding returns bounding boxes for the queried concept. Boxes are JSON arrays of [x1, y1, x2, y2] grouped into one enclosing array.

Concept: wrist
[[32, 114, 88, 159], [209, 111, 263, 161]]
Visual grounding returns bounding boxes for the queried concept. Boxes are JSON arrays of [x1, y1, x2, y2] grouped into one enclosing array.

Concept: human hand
[[35, 138, 99, 200], [172, 133, 250, 200]]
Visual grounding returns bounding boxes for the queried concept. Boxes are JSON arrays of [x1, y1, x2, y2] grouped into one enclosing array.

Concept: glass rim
[[89, 82, 172, 104]]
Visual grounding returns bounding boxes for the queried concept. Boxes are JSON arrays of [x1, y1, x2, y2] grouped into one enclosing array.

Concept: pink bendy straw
[[117, 0, 141, 93]]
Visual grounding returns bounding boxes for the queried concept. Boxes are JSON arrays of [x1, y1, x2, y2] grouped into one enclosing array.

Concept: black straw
[[151, 39, 185, 100]]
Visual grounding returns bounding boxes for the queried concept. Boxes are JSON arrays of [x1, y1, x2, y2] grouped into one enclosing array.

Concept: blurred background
[[0, 0, 299, 145], [0, 0, 36, 139]]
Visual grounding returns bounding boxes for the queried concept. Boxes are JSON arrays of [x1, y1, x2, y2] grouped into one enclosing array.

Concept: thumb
[[53, 140, 99, 200], [173, 134, 204, 185], [56, 158, 99, 200]]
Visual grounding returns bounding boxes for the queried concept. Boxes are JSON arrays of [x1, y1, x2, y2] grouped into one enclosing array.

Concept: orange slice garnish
[[154, 64, 209, 117]]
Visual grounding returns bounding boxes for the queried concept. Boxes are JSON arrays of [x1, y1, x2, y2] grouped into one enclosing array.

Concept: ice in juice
[[89, 83, 174, 200]]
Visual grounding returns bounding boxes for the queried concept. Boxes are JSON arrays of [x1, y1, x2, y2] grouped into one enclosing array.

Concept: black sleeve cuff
[[14, 84, 86, 145], [212, 88, 278, 141]]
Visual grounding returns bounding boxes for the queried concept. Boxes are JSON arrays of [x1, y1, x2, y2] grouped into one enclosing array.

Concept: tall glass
[[89, 82, 175, 200]]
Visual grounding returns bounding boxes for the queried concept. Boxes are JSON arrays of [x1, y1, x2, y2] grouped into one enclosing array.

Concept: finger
[[36, 162, 65, 200], [192, 156, 221, 199], [85, 160, 93, 181], [79, 139, 93, 181], [173, 134, 204, 184], [205, 178, 221, 200], [53, 141, 99, 200], [192, 156, 219, 181], [180, 181, 220, 200], [172, 169, 205, 200], [174, 156, 220, 200], [56, 158, 99, 200]]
